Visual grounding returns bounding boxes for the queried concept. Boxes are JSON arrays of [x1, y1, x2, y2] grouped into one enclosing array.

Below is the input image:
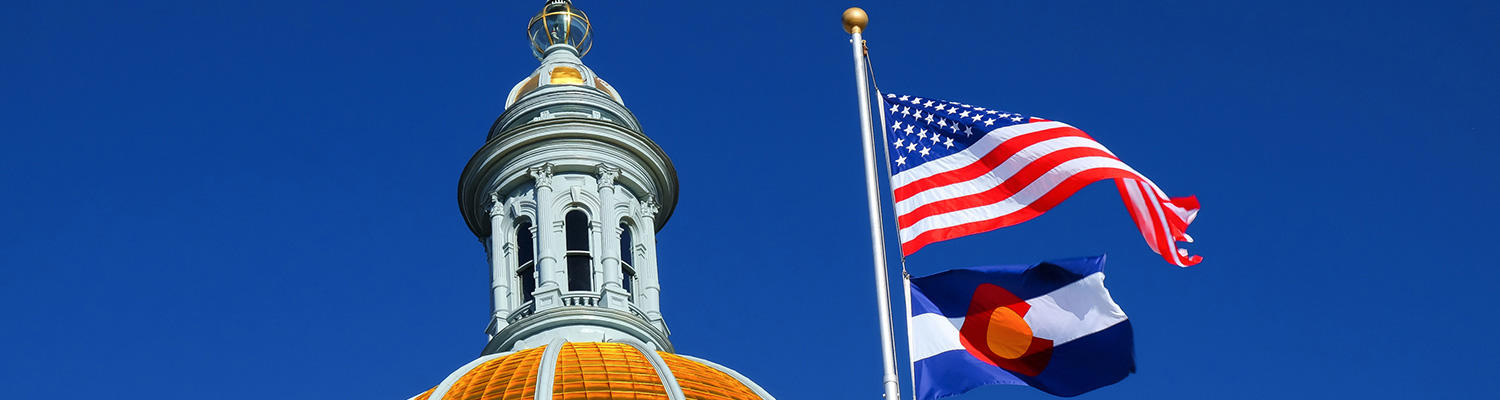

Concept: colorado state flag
[[907, 256, 1133, 398]]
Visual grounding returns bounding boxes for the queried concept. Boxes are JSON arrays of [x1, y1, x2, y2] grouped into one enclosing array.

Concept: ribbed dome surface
[[657, 353, 762, 400], [416, 343, 764, 400], [553, 343, 668, 399]]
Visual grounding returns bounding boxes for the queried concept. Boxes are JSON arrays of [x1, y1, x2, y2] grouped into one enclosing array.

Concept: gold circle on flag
[[985, 307, 1035, 359]]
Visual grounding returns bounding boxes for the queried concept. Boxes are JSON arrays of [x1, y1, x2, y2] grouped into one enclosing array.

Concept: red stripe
[[1114, 179, 1160, 254], [1136, 179, 1177, 262], [899, 167, 1140, 256], [893, 125, 1093, 202], [896, 147, 1122, 229], [1125, 179, 1202, 267], [1162, 195, 1200, 237]]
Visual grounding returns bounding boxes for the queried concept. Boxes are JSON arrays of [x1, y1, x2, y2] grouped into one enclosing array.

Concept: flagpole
[[844, 7, 902, 400], [869, 52, 919, 400]]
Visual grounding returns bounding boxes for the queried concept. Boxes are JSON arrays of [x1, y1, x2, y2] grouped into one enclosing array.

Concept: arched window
[[516, 221, 536, 304], [619, 222, 635, 296], [565, 210, 592, 292]]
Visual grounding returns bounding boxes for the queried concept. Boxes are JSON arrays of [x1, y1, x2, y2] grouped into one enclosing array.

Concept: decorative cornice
[[458, 112, 679, 237], [484, 306, 674, 355]]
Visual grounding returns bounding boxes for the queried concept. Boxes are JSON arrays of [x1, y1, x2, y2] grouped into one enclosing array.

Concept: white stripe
[[1021, 272, 1128, 346], [1161, 194, 1199, 225], [908, 273, 1127, 362], [891, 121, 1075, 188], [909, 313, 966, 362], [898, 157, 1145, 240], [1140, 179, 1189, 267], [1121, 179, 1161, 253], [894, 136, 1119, 214]]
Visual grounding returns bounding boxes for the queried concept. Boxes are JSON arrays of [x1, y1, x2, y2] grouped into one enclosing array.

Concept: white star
[[970, 113, 983, 121], [923, 100, 935, 107], [906, 143, 918, 151], [1011, 116, 1023, 122], [944, 138, 955, 148], [964, 126, 975, 135], [983, 118, 995, 126], [894, 138, 905, 147], [889, 104, 900, 113], [934, 104, 947, 112], [912, 97, 924, 103], [937, 120, 948, 128], [974, 106, 986, 111], [959, 111, 972, 118], [998, 113, 1011, 118], [891, 121, 902, 130], [895, 155, 907, 165], [919, 147, 931, 157], [986, 110, 998, 115], [916, 129, 927, 140], [904, 125, 915, 135], [912, 110, 924, 119], [929, 134, 940, 144], [924, 114, 935, 123], [886, 93, 897, 98], [899, 95, 910, 101], [901, 107, 911, 116]]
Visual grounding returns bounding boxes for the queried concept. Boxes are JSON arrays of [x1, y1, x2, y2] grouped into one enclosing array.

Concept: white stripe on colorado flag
[[908, 272, 1127, 363]]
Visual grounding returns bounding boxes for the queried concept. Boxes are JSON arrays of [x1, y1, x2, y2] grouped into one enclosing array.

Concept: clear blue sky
[[4, 1, 1497, 398]]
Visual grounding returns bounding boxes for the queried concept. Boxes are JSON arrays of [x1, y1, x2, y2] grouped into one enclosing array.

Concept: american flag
[[880, 93, 1202, 267]]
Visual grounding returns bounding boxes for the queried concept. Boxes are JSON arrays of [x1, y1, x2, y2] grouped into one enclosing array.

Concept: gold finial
[[842, 7, 869, 34]]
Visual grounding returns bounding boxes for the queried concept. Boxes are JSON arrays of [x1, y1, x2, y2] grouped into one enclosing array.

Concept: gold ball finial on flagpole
[[842, 7, 869, 34]]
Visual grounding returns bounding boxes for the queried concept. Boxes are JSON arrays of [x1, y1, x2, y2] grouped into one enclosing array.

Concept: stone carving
[[640, 194, 660, 219], [487, 192, 505, 217], [595, 163, 621, 187], [528, 163, 555, 188]]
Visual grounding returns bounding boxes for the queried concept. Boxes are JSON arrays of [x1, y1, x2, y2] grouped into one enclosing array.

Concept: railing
[[506, 301, 537, 323], [627, 303, 652, 322], [560, 293, 599, 307], [504, 294, 656, 325]]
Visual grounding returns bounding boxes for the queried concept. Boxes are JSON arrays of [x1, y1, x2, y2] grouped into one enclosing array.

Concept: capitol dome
[[412, 1, 774, 399], [411, 342, 770, 400]]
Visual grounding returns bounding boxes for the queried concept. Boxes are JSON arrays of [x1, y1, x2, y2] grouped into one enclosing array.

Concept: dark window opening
[[567, 256, 591, 292], [620, 222, 634, 296], [516, 221, 536, 303], [519, 265, 536, 303], [565, 210, 592, 292]]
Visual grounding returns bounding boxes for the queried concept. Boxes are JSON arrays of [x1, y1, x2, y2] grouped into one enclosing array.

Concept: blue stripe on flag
[[911, 321, 1135, 399], [910, 255, 1106, 318]]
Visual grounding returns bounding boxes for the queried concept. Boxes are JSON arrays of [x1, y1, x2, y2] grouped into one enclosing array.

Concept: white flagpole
[[844, 7, 901, 400]]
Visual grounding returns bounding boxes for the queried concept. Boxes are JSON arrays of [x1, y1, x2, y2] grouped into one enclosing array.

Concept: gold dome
[[413, 343, 767, 400]]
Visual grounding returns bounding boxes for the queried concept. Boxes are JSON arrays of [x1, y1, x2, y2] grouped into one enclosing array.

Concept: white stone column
[[487, 193, 512, 333], [638, 195, 664, 322], [596, 164, 630, 310], [529, 163, 563, 309]]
